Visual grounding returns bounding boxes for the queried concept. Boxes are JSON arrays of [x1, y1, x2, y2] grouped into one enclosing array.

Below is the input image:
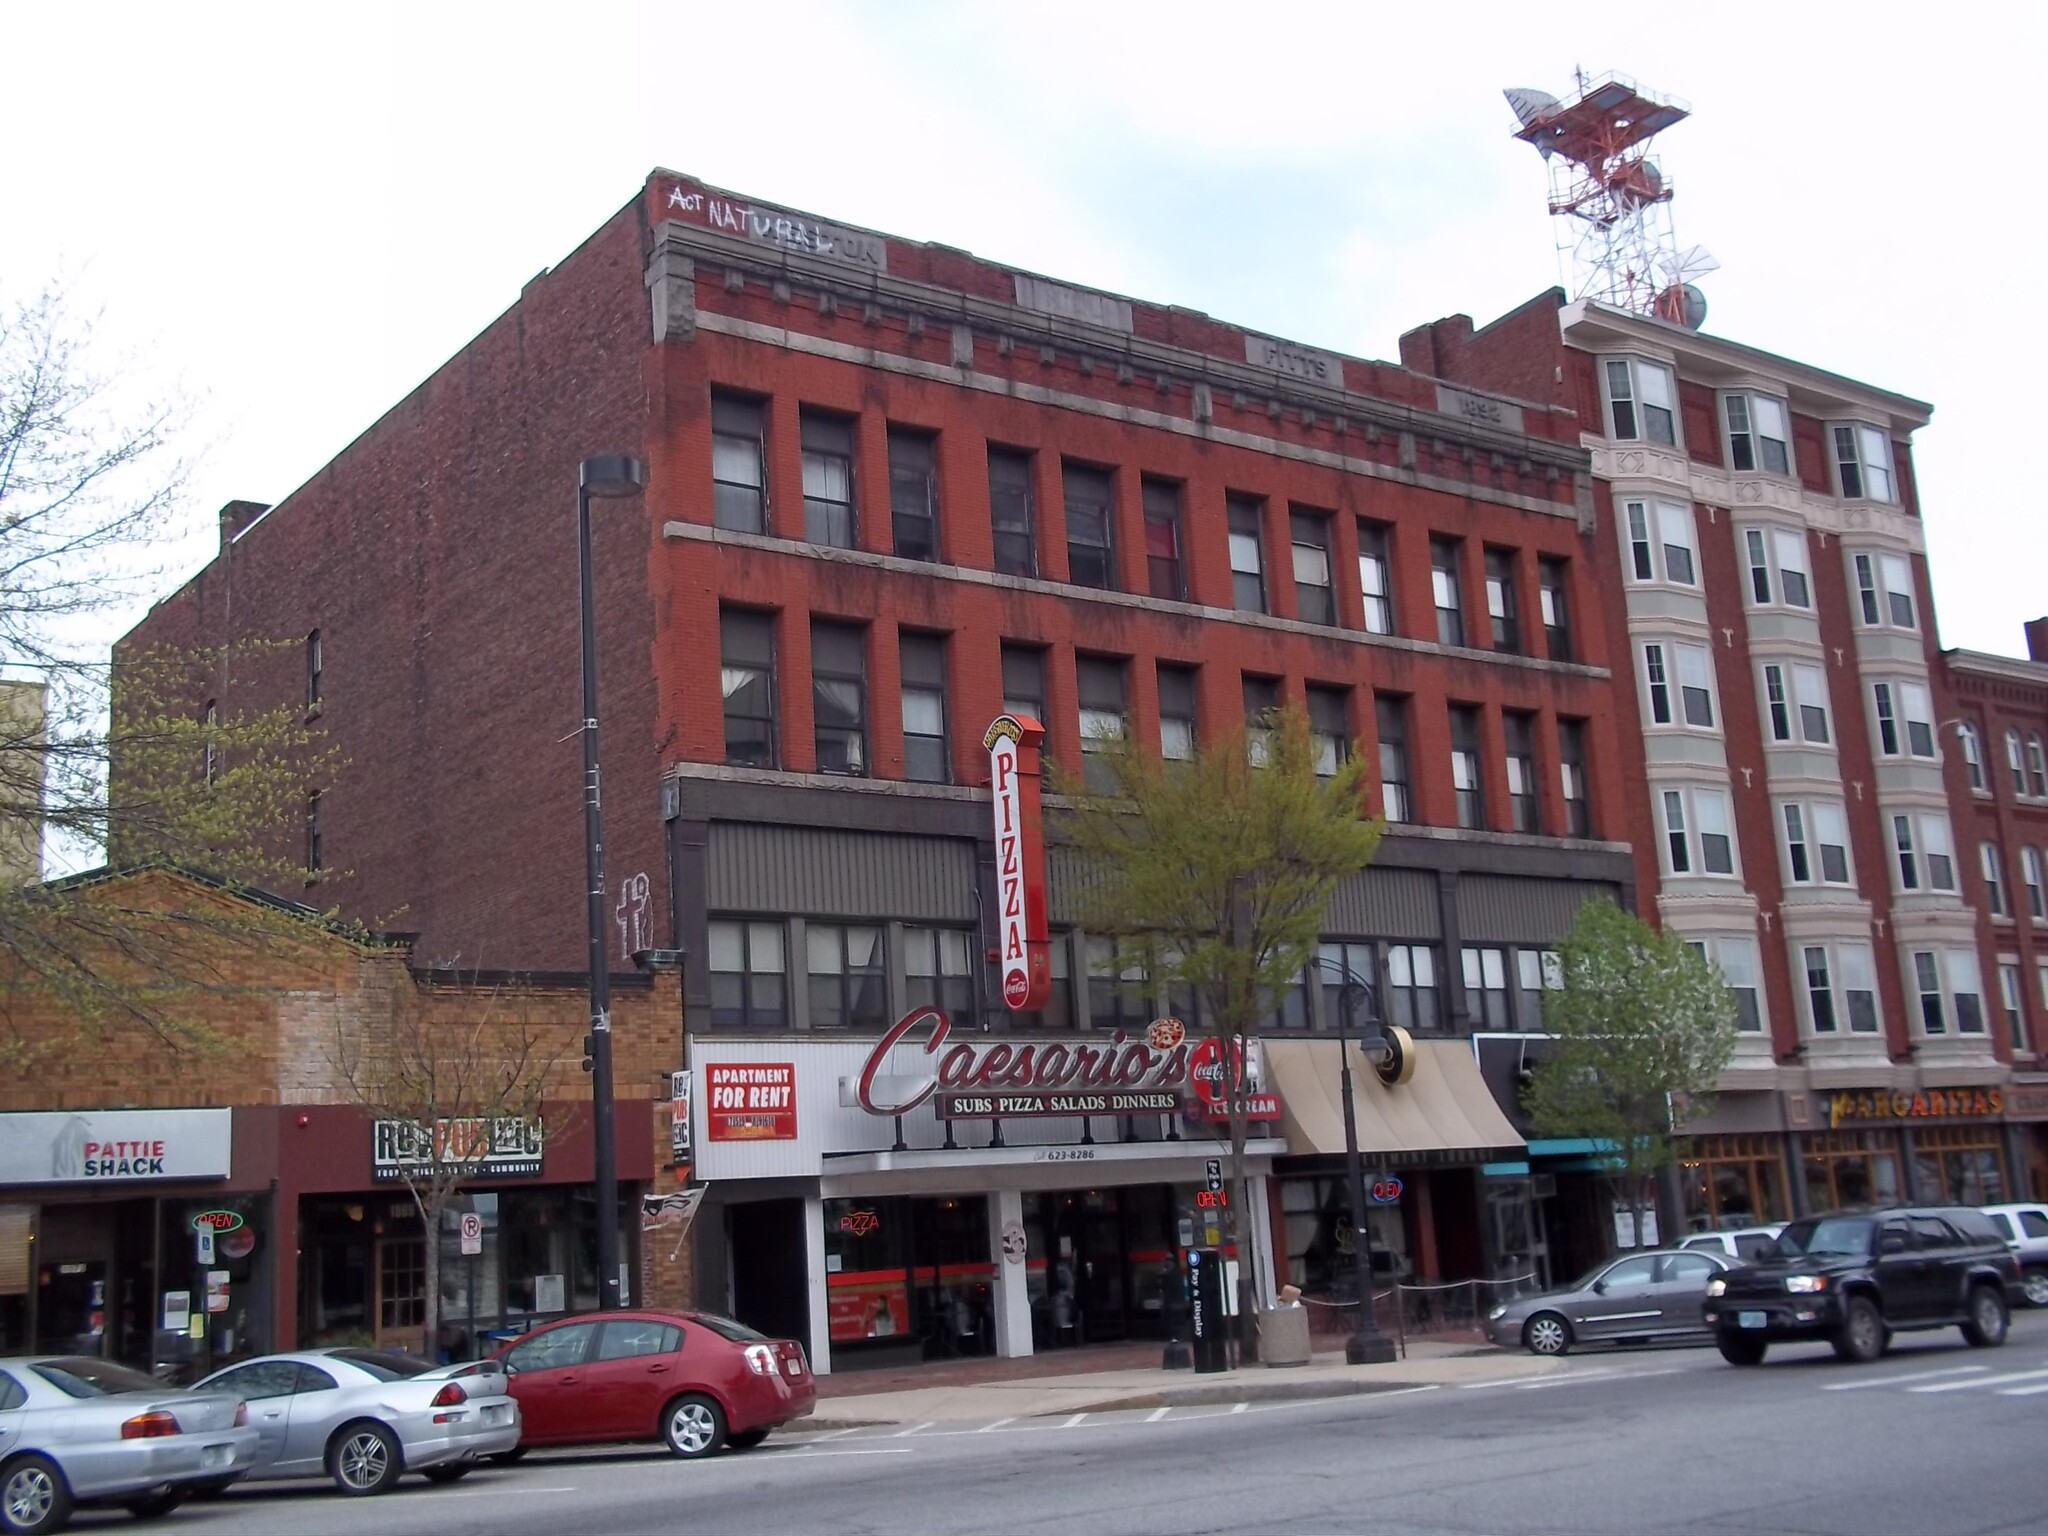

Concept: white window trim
[[1603, 355, 1681, 447], [1779, 798, 1854, 888], [1659, 784, 1738, 879], [1720, 390, 1794, 478], [1831, 421, 1896, 504], [1621, 498, 1698, 588]]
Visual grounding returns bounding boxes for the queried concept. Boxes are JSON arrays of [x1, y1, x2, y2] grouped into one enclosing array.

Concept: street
[[80, 1313, 2048, 1536]]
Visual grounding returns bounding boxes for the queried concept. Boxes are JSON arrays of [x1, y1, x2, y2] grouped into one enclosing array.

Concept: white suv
[[1678, 1225, 1784, 1264], [1980, 1203, 2048, 1306]]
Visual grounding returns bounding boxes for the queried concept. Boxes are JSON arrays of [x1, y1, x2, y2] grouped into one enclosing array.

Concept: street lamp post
[[576, 453, 646, 1312], [1321, 960, 1398, 1366]]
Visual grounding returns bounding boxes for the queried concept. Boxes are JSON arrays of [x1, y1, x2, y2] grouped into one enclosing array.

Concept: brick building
[[0, 867, 685, 1374], [1942, 619, 2048, 1194], [1406, 291, 2031, 1226], [123, 174, 1645, 1369]]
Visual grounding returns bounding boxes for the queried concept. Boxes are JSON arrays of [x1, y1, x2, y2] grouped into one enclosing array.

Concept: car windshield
[[1774, 1217, 1873, 1258], [32, 1359, 162, 1397], [326, 1349, 431, 1381], [691, 1314, 767, 1343]]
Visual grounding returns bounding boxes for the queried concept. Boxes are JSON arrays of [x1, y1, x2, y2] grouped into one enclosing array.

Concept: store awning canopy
[[1265, 1037, 1524, 1157]]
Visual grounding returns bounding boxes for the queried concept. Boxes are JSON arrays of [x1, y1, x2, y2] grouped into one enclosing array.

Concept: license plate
[[1738, 1311, 1767, 1330], [202, 1444, 231, 1468], [485, 1405, 509, 1423]]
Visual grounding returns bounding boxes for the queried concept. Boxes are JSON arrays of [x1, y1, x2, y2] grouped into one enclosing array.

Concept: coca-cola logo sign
[[855, 1009, 1193, 1118]]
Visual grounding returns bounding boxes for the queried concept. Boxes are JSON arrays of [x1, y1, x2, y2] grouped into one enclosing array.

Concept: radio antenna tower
[[1504, 71, 1715, 328]]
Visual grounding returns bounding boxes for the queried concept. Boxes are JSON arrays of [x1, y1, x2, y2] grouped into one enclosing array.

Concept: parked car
[[1485, 1249, 1733, 1356], [1677, 1225, 1784, 1263], [1703, 1206, 2020, 1365], [0, 1355, 259, 1534], [191, 1348, 519, 1496], [490, 1310, 813, 1458], [1978, 1203, 2048, 1306]]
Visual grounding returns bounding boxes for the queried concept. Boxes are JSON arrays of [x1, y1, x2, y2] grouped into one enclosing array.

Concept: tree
[[1522, 899, 1740, 1254], [329, 973, 571, 1355], [1055, 707, 1382, 1356]]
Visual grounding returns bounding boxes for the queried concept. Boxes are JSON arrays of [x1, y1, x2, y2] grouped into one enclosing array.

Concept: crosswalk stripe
[[1144, 1406, 1172, 1422], [893, 1421, 936, 1436], [1821, 1365, 1989, 1392], [1061, 1412, 1088, 1427], [977, 1417, 1016, 1432], [1996, 1382, 2048, 1397], [1909, 1368, 2048, 1394]]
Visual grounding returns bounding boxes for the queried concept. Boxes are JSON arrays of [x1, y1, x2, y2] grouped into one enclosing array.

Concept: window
[[1482, 548, 1521, 653], [1449, 705, 1484, 829], [1873, 681, 1935, 759], [1515, 948, 1563, 1029], [1982, 843, 2008, 918], [988, 448, 1036, 577], [1317, 941, 1378, 1030], [1537, 557, 1570, 660], [1430, 538, 1465, 645], [1462, 947, 1510, 1028], [1001, 645, 1045, 724], [1558, 719, 1590, 837], [1227, 495, 1267, 612], [720, 609, 778, 768], [504, 1321, 596, 1373], [2025, 846, 2045, 921], [2000, 963, 2027, 1052], [1385, 944, 1440, 1031], [887, 427, 939, 561], [711, 391, 767, 533], [1744, 529, 1772, 605], [1892, 814, 1917, 890], [904, 926, 976, 1026], [1157, 664, 1197, 762], [1661, 786, 1732, 876], [1854, 552, 1916, 629], [1893, 811, 1955, 892], [1503, 711, 1538, 833], [811, 621, 868, 775], [708, 919, 787, 1029], [1306, 685, 1350, 778], [1357, 522, 1395, 635], [304, 791, 322, 874], [1762, 665, 1791, 742], [1376, 695, 1412, 823], [306, 629, 322, 712], [1604, 356, 1677, 444], [1803, 947, 1837, 1034], [1764, 663, 1832, 745], [1713, 937, 1763, 1032], [1676, 645, 1715, 728], [597, 1321, 683, 1362], [1291, 509, 1335, 624], [1833, 423, 1895, 502], [1839, 943, 1880, 1033], [1644, 644, 1671, 724], [1087, 937, 1151, 1031], [1623, 498, 1697, 586], [378, 1239, 425, 1329], [1724, 392, 1791, 475], [1142, 479, 1185, 601], [1782, 800, 1851, 886], [1243, 675, 1280, 767], [1959, 721, 1986, 792], [807, 923, 886, 1030], [1076, 655, 1127, 792], [899, 632, 949, 783], [1773, 529, 1811, 608], [1951, 949, 1986, 1034], [800, 410, 856, 547], [1873, 684, 1899, 755], [1062, 462, 1115, 589], [2032, 735, 2048, 797], [2009, 729, 2028, 797]]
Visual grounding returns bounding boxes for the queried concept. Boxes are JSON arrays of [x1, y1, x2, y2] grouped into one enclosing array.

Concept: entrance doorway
[[730, 1199, 809, 1353], [1023, 1186, 1175, 1349]]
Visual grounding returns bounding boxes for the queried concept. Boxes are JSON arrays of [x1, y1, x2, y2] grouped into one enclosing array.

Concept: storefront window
[[1280, 1176, 1407, 1295], [1913, 1127, 2006, 1205], [1802, 1130, 1903, 1212], [1679, 1134, 1789, 1230], [824, 1196, 995, 1361]]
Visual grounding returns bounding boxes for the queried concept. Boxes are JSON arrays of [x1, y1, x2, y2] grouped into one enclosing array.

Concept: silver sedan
[[0, 1355, 260, 1534], [193, 1349, 519, 1496], [1484, 1249, 1734, 1355]]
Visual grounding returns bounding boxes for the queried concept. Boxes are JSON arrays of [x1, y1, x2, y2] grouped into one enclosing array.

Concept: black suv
[[1702, 1207, 2019, 1365]]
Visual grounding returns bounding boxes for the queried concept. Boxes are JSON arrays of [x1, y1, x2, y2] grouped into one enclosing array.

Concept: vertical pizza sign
[[985, 714, 1051, 1012]]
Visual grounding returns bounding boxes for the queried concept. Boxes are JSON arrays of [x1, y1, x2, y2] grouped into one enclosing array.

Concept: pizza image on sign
[[704, 1063, 798, 1141]]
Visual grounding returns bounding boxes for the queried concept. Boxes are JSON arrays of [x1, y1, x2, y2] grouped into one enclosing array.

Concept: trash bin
[[1258, 1305, 1311, 1367]]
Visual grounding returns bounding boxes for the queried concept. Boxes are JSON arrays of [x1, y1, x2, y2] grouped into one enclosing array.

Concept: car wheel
[[662, 1393, 728, 1459], [420, 1466, 471, 1485], [1961, 1284, 2010, 1348], [124, 1489, 185, 1520], [1, 1454, 75, 1536], [329, 1422, 404, 1496], [1716, 1332, 1767, 1366], [727, 1429, 769, 1450], [2021, 1268, 2048, 1309], [1831, 1296, 1888, 1363], [1521, 1312, 1572, 1356]]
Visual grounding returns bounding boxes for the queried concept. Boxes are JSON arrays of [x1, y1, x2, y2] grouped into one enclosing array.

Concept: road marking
[[1061, 1413, 1088, 1427], [1909, 1368, 2048, 1394], [436, 1487, 579, 1498], [1144, 1406, 1173, 1422], [894, 1421, 936, 1436], [1230, 1402, 1249, 1414], [1505, 1368, 1622, 1390], [1821, 1365, 1989, 1392], [978, 1417, 1017, 1432], [775, 1447, 914, 1459], [1996, 1381, 2048, 1397], [808, 1426, 864, 1441]]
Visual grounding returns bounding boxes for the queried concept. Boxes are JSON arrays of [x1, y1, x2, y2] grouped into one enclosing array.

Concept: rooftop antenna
[[1504, 70, 1712, 328]]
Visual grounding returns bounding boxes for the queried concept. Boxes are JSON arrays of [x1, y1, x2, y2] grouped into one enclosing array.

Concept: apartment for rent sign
[[705, 1063, 798, 1141]]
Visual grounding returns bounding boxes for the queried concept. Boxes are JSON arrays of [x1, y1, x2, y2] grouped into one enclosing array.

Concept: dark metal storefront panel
[[1455, 875, 1613, 945], [707, 824, 977, 921], [1326, 867, 1440, 939]]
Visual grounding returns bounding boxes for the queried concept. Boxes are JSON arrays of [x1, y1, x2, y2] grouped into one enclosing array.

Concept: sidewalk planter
[[1258, 1306, 1312, 1366]]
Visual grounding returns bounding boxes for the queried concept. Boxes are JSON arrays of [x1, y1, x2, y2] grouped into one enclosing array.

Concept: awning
[[1265, 1038, 1524, 1158]]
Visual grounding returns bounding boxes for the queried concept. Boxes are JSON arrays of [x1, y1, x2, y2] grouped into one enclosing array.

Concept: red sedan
[[490, 1310, 813, 1458]]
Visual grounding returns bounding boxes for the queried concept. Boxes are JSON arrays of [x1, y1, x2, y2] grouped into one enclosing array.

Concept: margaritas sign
[[985, 714, 1051, 1012]]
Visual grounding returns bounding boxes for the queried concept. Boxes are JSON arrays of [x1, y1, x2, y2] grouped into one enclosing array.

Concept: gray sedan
[[193, 1349, 519, 1496], [0, 1355, 260, 1534], [1484, 1249, 1734, 1355]]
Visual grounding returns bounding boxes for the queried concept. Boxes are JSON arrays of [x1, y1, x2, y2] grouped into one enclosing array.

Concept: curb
[[1037, 1377, 1438, 1414]]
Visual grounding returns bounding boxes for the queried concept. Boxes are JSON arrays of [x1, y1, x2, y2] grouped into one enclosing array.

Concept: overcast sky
[[6, 1, 2039, 659]]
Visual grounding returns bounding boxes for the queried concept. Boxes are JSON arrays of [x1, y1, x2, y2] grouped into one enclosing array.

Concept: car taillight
[[121, 1411, 181, 1439], [430, 1382, 467, 1407], [234, 1402, 250, 1427], [744, 1343, 776, 1377]]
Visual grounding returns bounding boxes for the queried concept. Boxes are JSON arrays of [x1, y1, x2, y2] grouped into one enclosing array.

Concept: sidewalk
[[793, 1336, 1559, 1428]]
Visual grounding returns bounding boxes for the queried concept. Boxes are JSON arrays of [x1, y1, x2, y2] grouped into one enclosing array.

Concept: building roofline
[[1942, 647, 2048, 687]]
